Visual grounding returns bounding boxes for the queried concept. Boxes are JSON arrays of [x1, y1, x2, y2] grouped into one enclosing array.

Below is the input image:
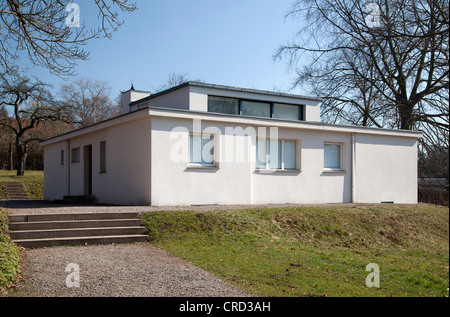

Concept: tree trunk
[[9, 142, 13, 171], [398, 101, 415, 131], [15, 141, 28, 176]]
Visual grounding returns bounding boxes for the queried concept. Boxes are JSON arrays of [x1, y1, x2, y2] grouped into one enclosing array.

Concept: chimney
[[121, 84, 151, 114]]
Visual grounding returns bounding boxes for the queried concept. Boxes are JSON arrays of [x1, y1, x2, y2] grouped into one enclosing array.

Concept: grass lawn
[[0, 170, 44, 200], [142, 204, 449, 297]]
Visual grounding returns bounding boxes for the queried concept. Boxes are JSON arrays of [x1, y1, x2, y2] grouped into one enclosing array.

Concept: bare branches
[[0, 0, 137, 77], [276, 0, 449, 145], [59, 78, 121, 127], [0, 71, 74, 175]]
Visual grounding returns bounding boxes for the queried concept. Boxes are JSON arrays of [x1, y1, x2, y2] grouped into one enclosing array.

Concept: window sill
[[187, 164, 219, 170], [323, 169, 346, 174], [254, 169, 301, 174]]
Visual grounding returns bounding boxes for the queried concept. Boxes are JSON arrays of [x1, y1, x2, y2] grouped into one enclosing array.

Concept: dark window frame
[[208, 95, 304, 121]]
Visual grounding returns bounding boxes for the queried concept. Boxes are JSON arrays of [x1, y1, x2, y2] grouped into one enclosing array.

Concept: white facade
[[41, 82, 422, 206]]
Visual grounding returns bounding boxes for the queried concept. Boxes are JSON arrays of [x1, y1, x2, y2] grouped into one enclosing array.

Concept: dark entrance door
[[84, 145, 92, 196]]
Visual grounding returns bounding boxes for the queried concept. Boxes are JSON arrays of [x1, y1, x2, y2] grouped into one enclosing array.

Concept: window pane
[[241, 101, 271, 118], [273, 104, 300, 121], [71, 148, 80, 163], [283, 141, 296, 170], [201, 136, 214, 164], [324, 144, 341, 169], [256, 138, 267, 169], [208, 96, 239, 114], [190, 134, 214, 165], [268, 139, 282, 169]]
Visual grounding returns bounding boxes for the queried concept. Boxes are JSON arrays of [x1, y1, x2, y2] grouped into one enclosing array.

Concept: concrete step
[[9, 226, 147, 240], [7, 212, 149, 249], [14, 234, 149, 249], [3, 184, 25, 187], [8, 212, 141, 223], [2, 182, 28, 199], [9, 219, 143, 231]]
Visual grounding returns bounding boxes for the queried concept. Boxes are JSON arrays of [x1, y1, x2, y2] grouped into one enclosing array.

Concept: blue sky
[[27, 0, 305, 99]]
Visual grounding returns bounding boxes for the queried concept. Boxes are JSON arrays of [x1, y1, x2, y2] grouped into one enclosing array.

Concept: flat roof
[[129, 81, 323, 106], [41, 105, 423, 146]]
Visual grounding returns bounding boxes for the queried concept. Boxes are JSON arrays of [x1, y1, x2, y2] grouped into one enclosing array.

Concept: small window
[[60, 150, 65, 165], [256, 139, 297, 171], [208, 96, 239, 115], [100, 141, 106, 173], [71, 147, 80, 163], [324, 143, 342, 170], [189, 133, 215, 166]]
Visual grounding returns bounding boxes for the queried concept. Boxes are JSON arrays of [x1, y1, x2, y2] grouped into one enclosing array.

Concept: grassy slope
[[0, 170, 44, 200], [143, 204, 449, 297], [0, 209, 21, 293]]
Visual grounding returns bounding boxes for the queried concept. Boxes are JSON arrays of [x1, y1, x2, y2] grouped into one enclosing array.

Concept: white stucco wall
[[43, 108, 420, 206], [251, 130, 351, 204], [43, 116, 152, 205], [149, 117, 352, 206], [150, 117, 253, 206], [130, 86, 191, 112], [353, 134, 418, 204], [43, 142, 70, 200], [122, 90, 151, 113], [148, 113, 418, 206]]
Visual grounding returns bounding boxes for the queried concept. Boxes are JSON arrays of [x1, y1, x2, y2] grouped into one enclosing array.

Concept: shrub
[[0, 209, 21, 291]]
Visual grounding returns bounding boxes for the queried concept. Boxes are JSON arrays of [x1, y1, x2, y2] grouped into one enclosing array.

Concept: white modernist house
[[41, 82, 422, 206]]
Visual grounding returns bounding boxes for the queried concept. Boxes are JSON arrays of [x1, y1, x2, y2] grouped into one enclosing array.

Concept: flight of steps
[[3, 182, 28, 200], [7, 212, 148, 249]]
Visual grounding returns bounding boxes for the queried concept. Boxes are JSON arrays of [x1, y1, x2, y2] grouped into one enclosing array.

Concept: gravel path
[[1, 199, 360, 215], [13, 243, 251, 297], [2, 200, 359, 297]]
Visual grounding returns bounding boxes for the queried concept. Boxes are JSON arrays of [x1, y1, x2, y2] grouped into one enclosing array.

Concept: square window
[[256, 139, 297, 171], [189, 133, 215, 166], [324, 143, 342, 170]]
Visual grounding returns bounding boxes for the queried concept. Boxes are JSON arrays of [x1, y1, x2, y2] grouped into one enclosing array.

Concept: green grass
[[0, 209, 21, 293], [142, 205, 449, 297], [0, 170, 44, 200]]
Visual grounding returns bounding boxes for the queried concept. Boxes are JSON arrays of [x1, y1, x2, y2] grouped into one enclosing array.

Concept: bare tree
[[155, 72, 205, 91], [0, 0, 137, 76], [0, 72, 73, 176], [60, 78, 121, 127], [275, 0, 449, 137]]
